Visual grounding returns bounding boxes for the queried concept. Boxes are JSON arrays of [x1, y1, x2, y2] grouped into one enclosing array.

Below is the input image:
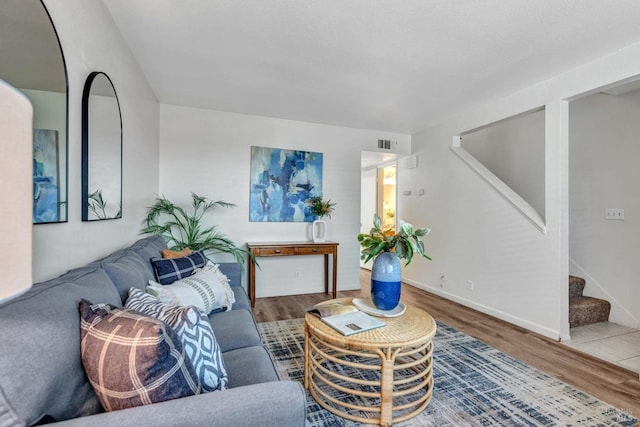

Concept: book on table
[[305, 302, 385, 336]]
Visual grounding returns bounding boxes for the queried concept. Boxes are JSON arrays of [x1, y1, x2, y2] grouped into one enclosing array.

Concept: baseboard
[[402, 277, 562, 341]]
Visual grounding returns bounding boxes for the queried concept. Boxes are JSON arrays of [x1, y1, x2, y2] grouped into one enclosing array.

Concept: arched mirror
[[0, 0, 69, 223], [82, 72, 123, 221]]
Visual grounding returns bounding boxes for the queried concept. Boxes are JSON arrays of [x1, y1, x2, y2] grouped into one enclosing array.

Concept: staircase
[[569, 275, 611, 328]]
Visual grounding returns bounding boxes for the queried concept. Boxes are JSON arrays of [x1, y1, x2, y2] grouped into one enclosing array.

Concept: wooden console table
[[246, 241, 339, 307]]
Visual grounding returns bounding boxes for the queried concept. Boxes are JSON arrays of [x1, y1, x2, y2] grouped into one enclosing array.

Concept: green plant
[[357, 213, 431, 265], [307, 196, 336, 219], [141, 193, 254, 267]]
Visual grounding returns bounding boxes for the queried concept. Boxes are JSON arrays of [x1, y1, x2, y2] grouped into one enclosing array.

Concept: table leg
[[324, 254, 329, 294], [332, 248, 338, 299], [304, 322, 310, 389], [248, 253, 256, 307], [380, 357, 394, 426]]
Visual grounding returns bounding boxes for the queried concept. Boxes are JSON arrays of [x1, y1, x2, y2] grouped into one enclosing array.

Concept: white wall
[[461, 109, 546, 218], [404, 39, 640, 340], [360, 167, 379, 269], [32, 0, 159, 282], [569, 91, 640, 328], [159, 104, 410, 297]]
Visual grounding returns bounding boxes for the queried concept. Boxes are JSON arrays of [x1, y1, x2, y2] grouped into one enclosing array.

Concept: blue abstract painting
[[250, 146, 323, 222], [33, 129, 60, 223]]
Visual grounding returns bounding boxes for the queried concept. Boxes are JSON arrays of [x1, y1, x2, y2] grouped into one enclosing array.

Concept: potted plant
[[141, 193, 254, 267], [357, 213, 431, 310], [308, 196, 336, 219], [307, 196, 336, 242]]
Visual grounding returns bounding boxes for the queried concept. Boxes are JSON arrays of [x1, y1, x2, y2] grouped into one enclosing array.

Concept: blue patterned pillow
[[125, 288, 228, 392], [151, 250, 207, 284], [78, 299, 201, 411]]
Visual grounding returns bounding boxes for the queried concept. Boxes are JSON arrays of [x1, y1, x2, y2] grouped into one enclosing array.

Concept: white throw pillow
[[147, 262, 236, 314]]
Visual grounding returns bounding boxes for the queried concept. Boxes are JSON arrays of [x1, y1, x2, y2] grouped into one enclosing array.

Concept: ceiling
[[102, 0, 640, 134]]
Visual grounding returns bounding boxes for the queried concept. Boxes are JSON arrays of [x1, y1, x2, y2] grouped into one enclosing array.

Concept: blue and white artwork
[[250, 146, 323, 222], [33, 129, 60, 223]]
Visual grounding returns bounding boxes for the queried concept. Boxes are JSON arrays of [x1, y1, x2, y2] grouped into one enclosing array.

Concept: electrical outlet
[[295, 271, 301, 279], [605, 208, 624, 220], [467, 280, 474, 291], [440, 274, 446, 288]]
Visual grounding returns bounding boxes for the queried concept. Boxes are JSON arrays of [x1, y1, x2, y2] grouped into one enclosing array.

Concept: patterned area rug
[[258, 319, 637, 426]]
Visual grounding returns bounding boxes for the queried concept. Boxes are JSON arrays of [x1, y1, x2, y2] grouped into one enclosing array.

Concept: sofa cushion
[[222, 346, 278, 388], [125, 288, 228, 392], [208, 309, 261, 353], [79, 300, 201, 412], [151, 250, 207, 284], [147, 263, 235, 314], [101, 249, 154, 303], [209, 285, 251, 314], [230, 285, 251, 311], [216, 262, 241, 287], [0, 268, 121, 426], [129, 235, 168, 275]]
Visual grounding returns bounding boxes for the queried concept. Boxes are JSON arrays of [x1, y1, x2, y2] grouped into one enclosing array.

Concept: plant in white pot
[[307, 196, 336, 242], [357, 214, 431, 310]]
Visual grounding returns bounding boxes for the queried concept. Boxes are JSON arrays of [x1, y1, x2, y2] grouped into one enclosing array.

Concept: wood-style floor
[[253, 269, 640, 416]]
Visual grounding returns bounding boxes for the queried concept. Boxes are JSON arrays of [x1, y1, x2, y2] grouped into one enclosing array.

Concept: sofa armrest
[[216, 262, 242, 288], [53, 381, 306, 427]]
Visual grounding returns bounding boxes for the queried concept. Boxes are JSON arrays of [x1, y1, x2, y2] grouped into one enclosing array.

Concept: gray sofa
[[0, 235, 306, 426]]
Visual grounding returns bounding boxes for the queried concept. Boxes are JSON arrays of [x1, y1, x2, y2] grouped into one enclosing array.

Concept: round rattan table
[[304, 297, 437, 426]]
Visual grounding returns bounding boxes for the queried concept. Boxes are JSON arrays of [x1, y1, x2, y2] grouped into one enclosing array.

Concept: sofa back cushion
[[101, 249, 154, 303], [0, 267, 121, 426], [129, 235, 168, 275]]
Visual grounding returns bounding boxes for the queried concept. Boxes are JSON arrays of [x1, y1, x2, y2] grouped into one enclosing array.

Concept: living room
[[2, 0, 640, 425]]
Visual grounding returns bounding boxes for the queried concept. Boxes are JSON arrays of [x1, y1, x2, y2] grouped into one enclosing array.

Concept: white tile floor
[[563, 322, 640, 372]]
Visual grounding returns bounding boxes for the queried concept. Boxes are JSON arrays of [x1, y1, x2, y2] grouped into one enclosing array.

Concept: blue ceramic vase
[[371, 252, 401, 310]]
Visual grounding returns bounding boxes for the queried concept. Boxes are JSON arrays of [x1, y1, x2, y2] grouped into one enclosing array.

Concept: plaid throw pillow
[[147, 263, 236, 314], [125, 288, 228, 392], [78, 299, 201, 412], [151, 250, 207, 284]]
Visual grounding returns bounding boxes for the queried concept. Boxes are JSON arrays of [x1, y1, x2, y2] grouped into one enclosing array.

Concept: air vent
[[377, 139, 392, 150]]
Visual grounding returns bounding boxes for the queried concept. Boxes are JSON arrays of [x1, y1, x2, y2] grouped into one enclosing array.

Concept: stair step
[[569, 275, 585, 299], [569, 296, 611, 328]]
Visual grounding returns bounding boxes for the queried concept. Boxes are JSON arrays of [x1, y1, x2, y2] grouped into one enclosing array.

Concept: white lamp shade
[[0, 80, 33, 304]]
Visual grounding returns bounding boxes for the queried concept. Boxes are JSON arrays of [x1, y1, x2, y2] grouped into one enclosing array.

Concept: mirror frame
[[31, 0, 70, 224], [81, 71, 123, 221]]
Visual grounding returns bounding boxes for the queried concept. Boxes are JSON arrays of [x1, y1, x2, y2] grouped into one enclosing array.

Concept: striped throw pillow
[[125, 288, 228, 392], [147, 262, 236, 314], [151, 250, 207, 284], [78, 299, 201, 412]]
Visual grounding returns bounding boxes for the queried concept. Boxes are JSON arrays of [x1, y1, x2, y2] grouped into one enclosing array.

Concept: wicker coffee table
[[304, 297, 436, 426]]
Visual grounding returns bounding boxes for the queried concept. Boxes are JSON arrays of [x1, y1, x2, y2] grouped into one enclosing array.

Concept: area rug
[[257, 319, 637, 426]]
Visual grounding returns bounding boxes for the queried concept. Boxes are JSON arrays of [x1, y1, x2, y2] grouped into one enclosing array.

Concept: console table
[[246, 241, 339, 307]]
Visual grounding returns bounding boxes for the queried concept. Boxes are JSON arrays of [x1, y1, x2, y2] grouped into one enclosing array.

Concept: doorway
[[360, 152, 399, 269], [378, 165, 397, 234]]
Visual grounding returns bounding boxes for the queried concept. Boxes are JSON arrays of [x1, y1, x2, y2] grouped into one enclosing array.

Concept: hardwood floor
[[253, 269, 640, 416]]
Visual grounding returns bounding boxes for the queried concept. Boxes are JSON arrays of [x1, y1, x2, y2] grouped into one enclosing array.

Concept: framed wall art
[[249, 146, 323, 222], [33, 129, 63, 223]]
